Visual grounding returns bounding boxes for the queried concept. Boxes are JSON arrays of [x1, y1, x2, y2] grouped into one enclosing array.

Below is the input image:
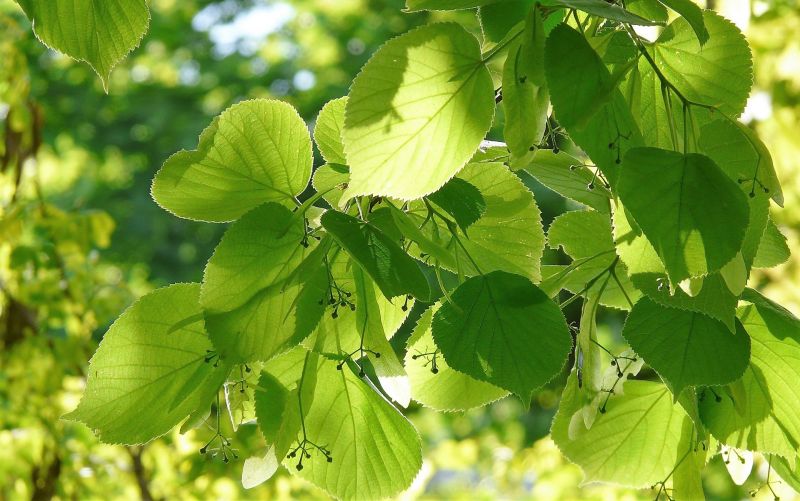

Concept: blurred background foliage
[[0, 0, 798, 499]]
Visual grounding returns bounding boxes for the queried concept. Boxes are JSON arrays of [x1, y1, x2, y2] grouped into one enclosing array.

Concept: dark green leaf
[[321, 210, 431, 300], [657, 0, 709, 44], [432, 270, 571, 403], [622, 297, 750, 395], [617, 148, 749, 284], [427, 178, 487, 232]]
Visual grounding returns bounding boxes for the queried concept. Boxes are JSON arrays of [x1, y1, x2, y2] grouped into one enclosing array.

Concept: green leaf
[[699, 290, 800, 458], [614, 206, 734, 329], [545, 26, 644, 185], [753, 218, 790, 269], [288, 357, 422, 500], [617, 148, 749, 284], [201, 206, 329, 362], [545, 25, 617, 131], [64, 284, 230, 444], [254, 372, 292, 448], [405, 0, 501, 11], [652, 11, 752, 117], [541, 264, 641, 311], [427, 178, 486, 232], [224, 362, 264, 431], [548, 210, 616, 261], [541, 0, 663, 25], [541, 207, 641, 310], [545, 210, 640, 310], [314, 97, 348, 165], [521, 150, 611, 213], [432, 270, 571, 403], [502, 7, 549, 162], [248, 354, 316, 488], [613, 190, 768, 330], [552, 374, 693, 487], [321, 210, 431, 300], [670, 419, 708, 500], [699, 118, 783, 206], [342, 23, 494, 200], [152, 99, 312, 222], [303, 250, 414, 356], [14, 0, 149, 90], [622, 297, 750, 396], [407, 162, 546, 282], [773, 457, 800, 494], [201, 203, 308, 313], [657, 0, 709, 44], [406, 304, 508, 411], [204, 264, 327, 363], [590, 30, 639, 66], [624, 0, 668, 24], [312, 163, 349, 208], [624, 58, 682, 149], [352, 264, 412, 407], [387, 205, 457, 269], [479, 0, 534, 43]]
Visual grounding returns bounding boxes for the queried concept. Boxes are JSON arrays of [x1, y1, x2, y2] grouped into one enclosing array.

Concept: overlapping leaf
[[503, 7, 549, 163], [288, 357, 423, 500], [432, 270, 571, 404], [652, 11, 752, 117], [522, 150, 611, 213], [622, 297, 750, 395], [699, 118, 783, 206], [552, 374, 693, 487], [406, 304, 508, 411], [321, 210, 430, 300], [700, 290, 800, 458], [546, 24, 644, 186], [617, 148, 749, 284], [405, 162, 546, 281], [545, 210, 640, 309]]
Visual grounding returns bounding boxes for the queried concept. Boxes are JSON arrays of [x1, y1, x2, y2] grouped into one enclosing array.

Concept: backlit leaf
[[152, 99, 312, 222], [65, 284, 230, 444], [343, 23, 494, 200]]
